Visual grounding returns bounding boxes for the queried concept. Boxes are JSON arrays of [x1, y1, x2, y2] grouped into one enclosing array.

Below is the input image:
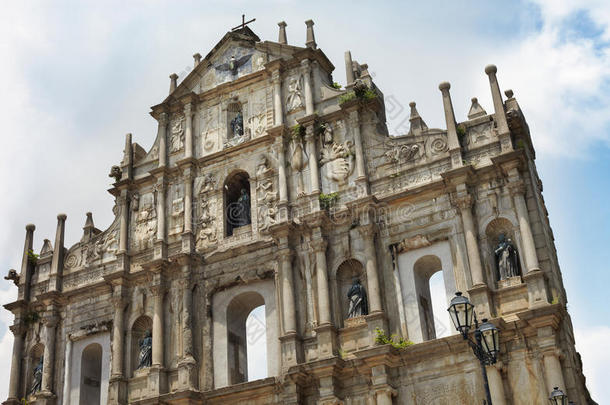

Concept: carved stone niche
[[484, 217, 523, 288]]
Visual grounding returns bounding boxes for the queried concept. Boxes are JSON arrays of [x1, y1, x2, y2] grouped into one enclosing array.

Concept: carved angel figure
[[287, 77, 303, 111]]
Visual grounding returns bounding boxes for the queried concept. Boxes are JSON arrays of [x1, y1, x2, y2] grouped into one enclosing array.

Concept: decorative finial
[[485, 64, 497, 75], [305, 19, 317, 49], [231, 14, 256, 32], [193, 53, 202, 68], [408, 102, 428, 136], [278, 21, 287, 44], [169, 73, 178, 94], [468, 97, 487, 119], [504, 89, 514, 98]]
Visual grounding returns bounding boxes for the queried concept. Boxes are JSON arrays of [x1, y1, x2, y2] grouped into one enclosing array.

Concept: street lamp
[[549, 387, 568, 405], [448, 292, 499, 405]]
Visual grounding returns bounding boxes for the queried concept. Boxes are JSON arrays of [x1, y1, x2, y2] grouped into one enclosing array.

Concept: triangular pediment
[[165, 28, 299, 102]]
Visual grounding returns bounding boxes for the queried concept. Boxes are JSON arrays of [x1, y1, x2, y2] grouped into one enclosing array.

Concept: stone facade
[[3, 21, 596, 405]]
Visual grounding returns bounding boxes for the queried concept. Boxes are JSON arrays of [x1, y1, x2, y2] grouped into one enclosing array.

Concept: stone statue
[[230, 111, 244, 138], [235, 188, 251, 227], [137, 331, 152, 369], [347, 278, 368, 318], [495, 233, 520, 280], [108, 165, 122, 182], [287, 77, 303, 111], [30, 355, 43, 394]]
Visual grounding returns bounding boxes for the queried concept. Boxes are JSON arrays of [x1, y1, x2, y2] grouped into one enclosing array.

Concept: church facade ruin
[[3, 19, 595, 405]]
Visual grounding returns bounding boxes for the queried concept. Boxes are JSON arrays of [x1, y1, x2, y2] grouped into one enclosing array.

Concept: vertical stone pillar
[[184, 172, 193, 234], [311, 238, 330, 325], [543, 350, 566, 395], [348, 110, 367, 194], [304, 20, 317, 49], [178, 268, 197, 390], [509, 181, 539, 273], [486, 364, 507, 405], [305, 125, 320, 194], [272, 71, 284, 126], [121, 132, 133, 181], [455, 195, 485, 287], [49, 214, 66, 292], [375, 389, 395, 405], [7, 324, 24, 402], [438, 82, 463, 169], [111, 298, 125, 378], [41, 314, 58, 395], [279, 248, 297, 334], [184, 103, 193, 159], [151, 285, 165, 368], [118, 193, 129, 253], [344, 51, 355, 87], [19, 224, 35, 301], [169, 73, 178, 94], [156, 183, 166, 243], [301, 60, 314, 115], [359, 225, 382, 314], [157, 112, 168, 168], [276, 137, 288, 203], [485, 65, 512, 153]]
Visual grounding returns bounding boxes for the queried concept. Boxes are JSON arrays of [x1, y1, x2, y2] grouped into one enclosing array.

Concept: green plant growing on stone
[[331, 82, 342, 89], [27, 249, 39, 265], [374, 327, 414, 350], [456, 124, 466, 146], [339, 91, 356, 104], [290, 124, 305, 140], [24, 311, 40, 325], [319, 192, 339, 210]]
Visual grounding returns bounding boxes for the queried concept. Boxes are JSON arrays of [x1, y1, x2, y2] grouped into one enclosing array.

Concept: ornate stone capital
[[184, 102, 192, 116], [304, 124, 315, 140], [277, 248, 293, 262], [348, 110, 359, 127], [300, 58, 311, 74], [309, 238, 327, 253], [9, 323, 26, 336], [150, 284, 166, 297], [508, 180, 526, 197], [271, 70, 281, 84], [42, 315, 59, 328], [358, 223, 377, 239], [453, 194, 474, 211], [158, 112, 169, 125]]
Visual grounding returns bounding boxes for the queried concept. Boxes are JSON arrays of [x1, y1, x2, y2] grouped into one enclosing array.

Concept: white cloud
[[574, 325, 610, 401]]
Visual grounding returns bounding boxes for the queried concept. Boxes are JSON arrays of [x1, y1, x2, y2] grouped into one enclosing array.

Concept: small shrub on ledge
[[319, 192, 339, 210], [374, 327, 414, 350]]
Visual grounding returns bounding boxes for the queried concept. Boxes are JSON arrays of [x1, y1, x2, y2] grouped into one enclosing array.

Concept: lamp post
[[448, 292, 499, 405], [549, 387, 568, 405]]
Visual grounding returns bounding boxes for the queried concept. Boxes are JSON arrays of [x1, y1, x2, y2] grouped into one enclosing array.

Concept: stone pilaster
[[272, 70, 284, 126], [348, 110, 368, 195], [39, 311, 59, 403], [305, 124, 320, 195], [310, 235, 336, 358], [118, 192, 129, 253], [149, 281, 167, 395], [542, 349, 566, 396], [154, 180, 167, 260], [182, 167, 195, 253], [277, 238, 300, 368], [301, 59, 314, 115], [358, 224, 382, 314], [371, 365, 396, 405], [109, 286, 128, 405], [177, 268, 197, 391], [5, 323, 25, 404], [486, 363, 507, 405], [184, 102, 193, 159]]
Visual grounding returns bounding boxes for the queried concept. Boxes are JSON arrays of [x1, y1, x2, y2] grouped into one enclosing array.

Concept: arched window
[[336, 259, 367, 328], [224, 171, 251, 236], [79, 343, 102, 405], [413, 255, 453, 340], [130, 315, 153, 376], [246, 305, 267, 381], [226, 292, 266, 384]]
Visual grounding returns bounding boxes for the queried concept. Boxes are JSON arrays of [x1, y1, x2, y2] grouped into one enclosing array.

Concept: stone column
[[359, 225, 382, 314], [272, 71, 284, 126], [438, 81, 463, 169], [49, 214, 66, 292], [111, 298, 126, 378], [276, 137, 288, 203], [305, 125, 319, 194], [485, 65, 512, 153], [311, 239, 330, 325], [344, 51, 355, 87], [41, 314, 58, 394], [486, 364, 507, 405], [277, 21, 287, 44], [151, 285, 165, 367], [19, 224, 35, 301], [455, 195, 485, 286], [118, 193, 128, 253], [7, 324, 24, 401], [543, 350, 566, 395], [279, 248, 297, 334], [184, 173, 193, 234], [184, 103, 193, 159], [509, 181, 539, 273], [158, 112, 168, 168], [178, 269, 196, 390], [375, 389, 395, 405], [301, 60, 314, 115]]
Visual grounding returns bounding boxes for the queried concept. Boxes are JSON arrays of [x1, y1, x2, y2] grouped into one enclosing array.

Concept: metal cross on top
[[232, 14, 256, 31]]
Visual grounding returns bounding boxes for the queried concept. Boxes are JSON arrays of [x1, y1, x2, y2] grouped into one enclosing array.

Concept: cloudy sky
[[1, 0, 609, 400]]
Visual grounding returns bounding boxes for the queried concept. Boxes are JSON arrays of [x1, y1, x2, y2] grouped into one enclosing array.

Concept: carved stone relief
[[320, 125, 355, 183], [286, 76, 304, 111], [289, 136, 307, 196], [134, 193, 157, 250], [170, 117, 185, 153], [256, 178, 278, 233], [200, 106, 220, 154], [196, 173, 219, 251]]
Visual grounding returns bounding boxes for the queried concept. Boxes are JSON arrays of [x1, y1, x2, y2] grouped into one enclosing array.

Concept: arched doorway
[[79, 343, 102, 405]]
